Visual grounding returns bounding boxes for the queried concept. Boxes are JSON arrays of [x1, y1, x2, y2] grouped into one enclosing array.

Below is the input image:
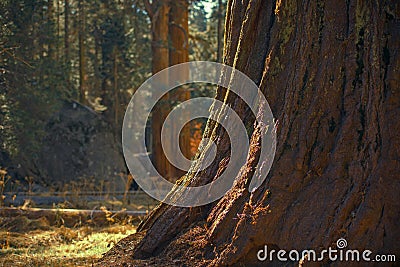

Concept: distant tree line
[[0, 0, 226, 174]]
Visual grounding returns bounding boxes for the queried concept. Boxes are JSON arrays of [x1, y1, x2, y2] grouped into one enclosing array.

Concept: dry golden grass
[[0, 169, 151, 266], [0, 224, 136, 266]]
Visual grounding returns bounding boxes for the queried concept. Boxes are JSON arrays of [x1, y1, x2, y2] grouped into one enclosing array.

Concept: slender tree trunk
[[93, 25, 101, 104], [113, 47, 119, 136], [145, 0, 191, 181], [78, 0, 86, 104], [149, 0, 170, 74], [168, 0, 190, 179], [147, 0, 172, 180], [100, 0, 399, 265], [47, 0, 54, 59], [40, 3, 45, 60], [216, 0, 223, 62], [64, 0, 69, 64], [168, 0, 189, 69], [56, 0, 60, 60]]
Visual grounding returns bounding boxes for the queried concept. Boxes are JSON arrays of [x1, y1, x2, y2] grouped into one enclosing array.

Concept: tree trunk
[[169, 0, 189, 67], [168, 0, 191, 179], [146, 0, 172, 180], [216, 0, 224, 63], [146, 0, 191, 181], [47, 0, 54, 59], [78, 0, 87, 104], [56, 0, 60, 60], [64, 0, 69, 64], [149, 0, 170, 74], [99, 0, 400, 265], [93, 24, 101, 103], [113, 47, 119, 136]]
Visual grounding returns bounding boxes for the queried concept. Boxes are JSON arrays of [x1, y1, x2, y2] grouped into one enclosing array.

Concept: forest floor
[[0, 221, 137, 266], [0, 189, 158, 266]]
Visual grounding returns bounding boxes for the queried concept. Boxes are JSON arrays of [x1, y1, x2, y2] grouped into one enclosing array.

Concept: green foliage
[[1, 0, 72, 159], [189, 0, 226, 62], [0, 0, 224, 168], [190, 1, 208, 32]]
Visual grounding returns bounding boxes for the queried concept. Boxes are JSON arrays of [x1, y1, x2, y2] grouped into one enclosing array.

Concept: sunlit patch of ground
[[0, 225, 136, 266]]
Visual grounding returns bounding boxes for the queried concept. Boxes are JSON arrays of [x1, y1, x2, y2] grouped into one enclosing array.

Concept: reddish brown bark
[[147, 0, 170, 75], [168, 0, 191, 178], [146, 0, 172, 180], [168, 0, 189, 66], [99, 0, 400, 265], [146, 0, 191, 181]]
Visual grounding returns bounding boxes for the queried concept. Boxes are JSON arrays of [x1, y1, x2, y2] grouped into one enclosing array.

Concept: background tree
[[0, 0, 153, 180], [0, 0, 223, 186], [168, 0, 191, 178], [64, 0, 70, 64], [216, 0, 224, 62], [99, 0, 400, 265], [144, 0, 193, 181], [189, 0, 226, 62], [78, 0, 87, 104], [0, 0, 72, 175]]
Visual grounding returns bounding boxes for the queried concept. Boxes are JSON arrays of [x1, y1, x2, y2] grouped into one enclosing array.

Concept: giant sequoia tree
[[99, 0, 399, 265], [145, 0, 192, 181]]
